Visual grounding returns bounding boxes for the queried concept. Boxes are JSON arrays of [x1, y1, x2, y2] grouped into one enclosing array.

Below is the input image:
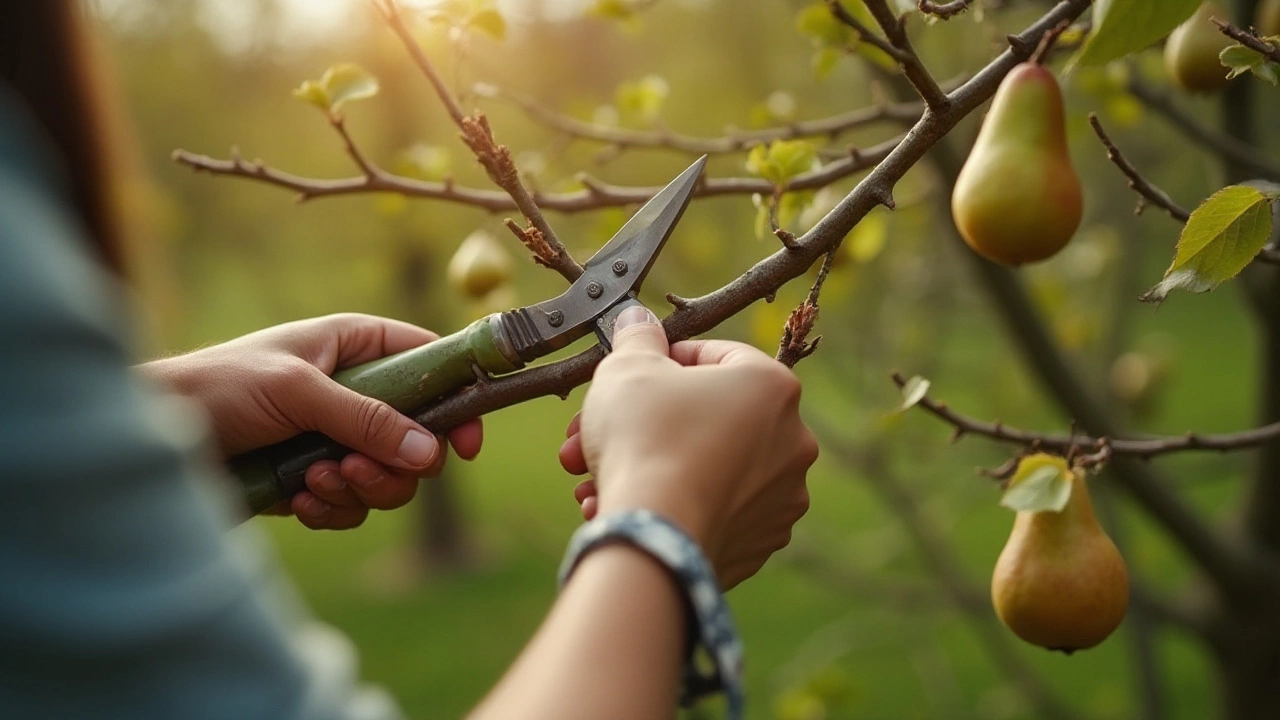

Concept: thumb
[[609, 305, 669, 357], [307, 378, 440, 471]]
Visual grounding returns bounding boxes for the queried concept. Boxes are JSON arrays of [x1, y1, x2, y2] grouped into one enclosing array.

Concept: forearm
[[469, 544, 686, 720]]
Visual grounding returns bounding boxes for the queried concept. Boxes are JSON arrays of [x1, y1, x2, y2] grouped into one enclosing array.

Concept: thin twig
[[825, 0, 914, 65], [1088, 114, 1280, 265], [1088, 113, 1190, 222], [892, 372, 1280, 458], [860, 0, 950, 109], [917, 0, 973, 20], [374, 0, 582, 282], [172, 137, 901, 211], [1212, 16, 1280, 64], [482, 84, 924, 155]]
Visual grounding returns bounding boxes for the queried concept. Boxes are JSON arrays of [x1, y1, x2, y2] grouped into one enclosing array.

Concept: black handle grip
[[228, 432, 352, 516]]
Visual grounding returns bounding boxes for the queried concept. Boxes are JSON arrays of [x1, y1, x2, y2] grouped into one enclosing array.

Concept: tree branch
[[917, 0, 973, 20], [373, 0, 582, 282], [861, 0, 950, 109], [1126, 76, 1280, 182], [1087, 113, 1280, 265], [892, 371, 1280, 459], [172, 136, 901, 211], [1212, 16, 1280, 64], [480, 83, 924, 156], [1087, 113, 1189, 221]]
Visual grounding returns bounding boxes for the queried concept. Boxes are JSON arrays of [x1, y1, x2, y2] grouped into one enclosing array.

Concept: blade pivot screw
[[612, 260, 628, 276]]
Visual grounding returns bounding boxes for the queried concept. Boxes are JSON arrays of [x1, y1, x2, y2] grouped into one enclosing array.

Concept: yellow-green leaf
[[294, 63, 379, 114], [1074, 0, 1201, 66], [1221, 43, 1280, 84], [615, 75, 669, 124], [393, 143, 451, 182], [795, 3, 854, 47], [589, 0, 635, 20], [1001, 461, 1073, 514], [745, 140, 818, 185], [468, 8, 506, 40], [292, 80, 331, 111], [1140, 185, 1274, 302]]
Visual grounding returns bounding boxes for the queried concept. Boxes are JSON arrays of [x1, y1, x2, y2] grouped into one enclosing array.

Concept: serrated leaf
[[321, 63, 379, 114], [1141, 186, 1274, 302], [1075, 0, 1201, 66], [1001, 465, 1073, 513], [468, 8, 506, 40], [897, 375, 930, 412]]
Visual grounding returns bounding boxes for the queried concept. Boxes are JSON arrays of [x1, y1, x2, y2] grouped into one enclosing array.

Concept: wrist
[[595, 472, 719, 564]]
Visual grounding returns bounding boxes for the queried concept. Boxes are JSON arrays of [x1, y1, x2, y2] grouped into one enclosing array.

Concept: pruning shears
[[230, 156, 707, 516]]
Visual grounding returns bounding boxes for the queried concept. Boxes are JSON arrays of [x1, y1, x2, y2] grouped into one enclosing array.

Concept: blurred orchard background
[[89, 0, 1279, 718]]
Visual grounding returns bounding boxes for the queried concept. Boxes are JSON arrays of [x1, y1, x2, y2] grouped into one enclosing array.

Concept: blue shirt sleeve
[[0, 91, 379, 720]]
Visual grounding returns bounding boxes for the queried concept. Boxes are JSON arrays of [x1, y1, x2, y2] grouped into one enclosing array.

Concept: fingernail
[[614, 305, 658, 331], [398, 429, 439, 467], [303, 497, 329, 519], [315, 470, 345, 493]]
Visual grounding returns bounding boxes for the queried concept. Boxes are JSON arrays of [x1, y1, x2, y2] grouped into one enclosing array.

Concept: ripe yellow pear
[[991, 454, 1129, 653], [447, 229, 513, 300], [1164, 3, 1234, 93], [1258, 0, 1280, 36], [951, 63, 1083, 266]]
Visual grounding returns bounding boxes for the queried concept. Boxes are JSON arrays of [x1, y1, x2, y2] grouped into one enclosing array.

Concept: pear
[[447, 229, 513, 300], [951, 63, 1083, 267], [991, 454, 1129, 653], [1259, 0, 1280, 37], [1164, 3, 1234, 93]]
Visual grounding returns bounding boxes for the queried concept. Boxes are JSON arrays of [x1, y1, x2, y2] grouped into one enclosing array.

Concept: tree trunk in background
[[399, 241, 475, 572]]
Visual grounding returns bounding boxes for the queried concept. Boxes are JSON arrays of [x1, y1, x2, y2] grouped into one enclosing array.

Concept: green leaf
[[467, 8, 506, 40], [795, 3, 854, 47], [812, 47, 844, 79], [897, 375, 930, 412], [1140, 186, 1275, 302], [294, 63, 379, 114], [615, 75, 669, 124], [1001, 464, 1073, 514], [589, 0, 636, 20], [1075, 0, 1201, 66], [1221, 44, 1280, 84], [393, 143, 451, 182], [745, 140, 818, 185]]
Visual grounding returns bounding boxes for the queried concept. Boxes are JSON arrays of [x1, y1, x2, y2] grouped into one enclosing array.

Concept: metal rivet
[[612, 260, 628, 276], [547, 310, 564, 327], [586, 281, 604, 299]]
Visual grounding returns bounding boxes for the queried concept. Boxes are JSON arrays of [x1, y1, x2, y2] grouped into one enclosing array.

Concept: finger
[[608, 305, 669, 357], [581, 495, 599, 521], [322, 313, 440, 370], [565, 412, 581, 438], [560, 434, 588, 475], [292, 492, 370, 530], [294, 369, 441, 472], [669, 339, 772, 368], [304, 460, 363, 507], [573, 479, 597, 504], [340, 454, 421, 510], [446, 418, 483, 460]]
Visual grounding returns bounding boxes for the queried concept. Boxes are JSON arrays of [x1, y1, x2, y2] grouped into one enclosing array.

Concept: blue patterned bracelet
[[557, 509, 745, 719]]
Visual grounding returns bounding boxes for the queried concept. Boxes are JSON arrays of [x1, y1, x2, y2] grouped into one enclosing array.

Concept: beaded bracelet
[[557, 509, 745, 719]]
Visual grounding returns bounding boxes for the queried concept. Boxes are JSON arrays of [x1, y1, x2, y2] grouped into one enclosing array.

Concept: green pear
[[1164, 3, 1234, 93], [951, 63, 1083, 266], [447, 229, 513, 300], [992, 454, 1130, 653]]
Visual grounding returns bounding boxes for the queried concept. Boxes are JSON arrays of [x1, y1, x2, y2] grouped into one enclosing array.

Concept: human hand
[[142, 313, 482, 530], [558, 306, 817, 589]]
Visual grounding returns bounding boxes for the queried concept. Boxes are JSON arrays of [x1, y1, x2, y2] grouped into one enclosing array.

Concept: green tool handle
[[228, 315, 522, 516]]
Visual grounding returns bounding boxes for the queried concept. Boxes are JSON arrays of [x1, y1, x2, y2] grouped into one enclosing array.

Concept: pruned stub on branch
[[504, 219, 556, 268], [777, 300, 821, 368]]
